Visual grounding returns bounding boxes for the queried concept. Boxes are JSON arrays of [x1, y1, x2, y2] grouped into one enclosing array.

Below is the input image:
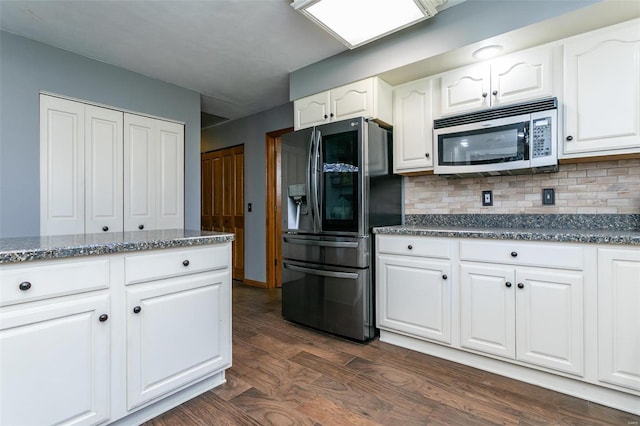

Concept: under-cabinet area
[[0, 231, 232, 426], [375, 233, 640, 416]]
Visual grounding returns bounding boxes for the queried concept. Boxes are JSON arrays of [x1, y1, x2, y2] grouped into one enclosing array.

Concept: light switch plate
[[543, 188, 555, 205], [482, 190, 493, 206]]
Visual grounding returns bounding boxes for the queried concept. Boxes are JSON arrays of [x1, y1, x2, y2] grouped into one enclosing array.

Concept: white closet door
[[155, 120, 184, 230], [124, 114, 156, 232], [40, 95, 86, 236], [85, 105, 123, 234]]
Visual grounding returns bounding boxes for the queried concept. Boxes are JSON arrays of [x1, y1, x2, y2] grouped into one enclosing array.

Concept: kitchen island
[[373, 216, 640, 415], [0, 229, 234, 426]]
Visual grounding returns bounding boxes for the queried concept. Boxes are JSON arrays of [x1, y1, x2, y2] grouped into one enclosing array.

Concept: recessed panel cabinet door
[[85, 105, 123, 234], [491, 46, 552, 107], [124, 114, 156, 231], [515, 267, 584, 376], [155, 120, 184, 230], [0, 295, 110, 426], [563, 20, 640, 156], [330, 78, 373, 122], [377, 254, 451, 343], [40, 95, 86, 235], [393, 77, 434, 173], [294, 91, 331, 130], [126, 271, 231, 410], [460, 262, 515, 359], [440, 64, 491, 116], [598, 248, 640, 391]]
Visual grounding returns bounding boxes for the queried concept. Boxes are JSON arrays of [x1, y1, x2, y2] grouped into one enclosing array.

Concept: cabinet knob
[[505, 282, 512, 288], [425, 153, 430, 158], [517, 283, 524, 289], [566, 135, 573, 141], [442, 274, 448, 280], [102, 226, 109, 232], [324, 114, 328, 119], [133, 306, 142, 314], [330, 113, 334, 118], [138, 224, 144, 230], [183, 259, 190, 267], [482, 92, 488, 98], [18, 281, 32, 291], [99, 314, 109, 322], [511, 251, 518, 257], [492, 90, 498, 96], [407, 245, 413, 250]]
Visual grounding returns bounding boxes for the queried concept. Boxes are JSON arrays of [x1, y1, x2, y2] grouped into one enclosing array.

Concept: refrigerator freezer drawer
[[282, 260, 374, 341], [282, 234, 369, 268]]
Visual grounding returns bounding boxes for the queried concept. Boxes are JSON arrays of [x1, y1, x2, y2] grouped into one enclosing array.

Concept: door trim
[[266, 127, 293, 288]]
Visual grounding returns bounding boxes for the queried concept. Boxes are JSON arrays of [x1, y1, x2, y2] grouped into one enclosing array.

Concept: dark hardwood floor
[[145, 282, 639, 425]]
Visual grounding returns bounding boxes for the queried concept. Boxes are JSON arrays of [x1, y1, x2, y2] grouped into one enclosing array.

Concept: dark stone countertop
[[0, 229, 234, 264], [373, 225, 640, 245]]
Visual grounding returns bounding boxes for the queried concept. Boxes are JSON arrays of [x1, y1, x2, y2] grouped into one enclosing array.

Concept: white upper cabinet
[[85, 105, 123, 234], [41, 94, 184, 235], [40, 95, 86, 236], [561, 19, 640, 158], [293, 77, 392, 130], [439, 45, 554, 117], [393, 77, 435, 174]]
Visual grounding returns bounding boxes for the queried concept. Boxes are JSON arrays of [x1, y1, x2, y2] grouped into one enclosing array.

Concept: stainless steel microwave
[[433, 98, 558, 177]]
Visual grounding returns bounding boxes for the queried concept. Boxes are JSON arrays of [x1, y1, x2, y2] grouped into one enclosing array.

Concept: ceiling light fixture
[[472, 44, 504, 59], [291, 0, 448, 49]]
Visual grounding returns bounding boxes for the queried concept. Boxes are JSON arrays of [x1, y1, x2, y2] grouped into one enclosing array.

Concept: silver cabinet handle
[[284, 263, 359, 280]]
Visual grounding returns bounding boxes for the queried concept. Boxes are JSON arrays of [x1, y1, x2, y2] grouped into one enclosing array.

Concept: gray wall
[[0, 31, 201, 237], [290, 0, 599, 99], [201, 103, 292, 284]]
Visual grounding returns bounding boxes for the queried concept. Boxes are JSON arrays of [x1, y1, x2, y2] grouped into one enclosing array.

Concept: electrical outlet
[[482, 190, 493, 206], [542, 188, 555, 205]]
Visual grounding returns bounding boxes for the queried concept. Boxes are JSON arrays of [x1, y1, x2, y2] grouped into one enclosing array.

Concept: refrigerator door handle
[[283, 237, 359, 248], [283, 263, 359, 280], [306, 129, 316, 232], [313, 129, 322, 231]]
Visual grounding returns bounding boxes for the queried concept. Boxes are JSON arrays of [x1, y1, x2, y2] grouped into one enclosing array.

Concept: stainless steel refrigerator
[[280, 117, 402, 341]]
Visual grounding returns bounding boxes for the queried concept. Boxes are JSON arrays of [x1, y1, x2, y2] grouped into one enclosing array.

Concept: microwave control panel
[[531, 117, 553, 158]]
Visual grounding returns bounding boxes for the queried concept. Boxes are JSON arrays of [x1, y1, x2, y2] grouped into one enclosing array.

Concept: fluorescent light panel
[[293, 0, 444, 49]]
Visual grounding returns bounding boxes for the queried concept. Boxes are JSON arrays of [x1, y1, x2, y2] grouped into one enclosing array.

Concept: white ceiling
[[0, 0, 352, 123]]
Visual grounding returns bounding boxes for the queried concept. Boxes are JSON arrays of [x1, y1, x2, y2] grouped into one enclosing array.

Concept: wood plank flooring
[[145, 282, 640, 425]]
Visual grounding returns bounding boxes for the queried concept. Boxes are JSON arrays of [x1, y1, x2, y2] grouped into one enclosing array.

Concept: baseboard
[[243, 278, 267, 288]]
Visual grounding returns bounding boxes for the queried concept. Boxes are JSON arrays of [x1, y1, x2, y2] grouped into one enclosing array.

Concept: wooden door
[[201, 145, 244, 281]]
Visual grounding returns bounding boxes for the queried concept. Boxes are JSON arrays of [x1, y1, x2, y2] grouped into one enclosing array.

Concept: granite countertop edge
[[0, 230, 235, 264], [373, 225, 640, 245]]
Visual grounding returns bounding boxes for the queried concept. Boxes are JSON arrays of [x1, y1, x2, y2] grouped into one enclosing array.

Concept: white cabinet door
[[85, 105, 123, 234], [155, 120, 184, 230], [598, 248, 640, 391], [40, 95, 85, 236], [440, 63, 490, 116], [377, 254, 451, 343], [562, 20, 640, 157], [124, 114, 156, 231], [491, 46, 553, 107], [0, 294, 110, 426], [515, 267, 584, 376], [294, 91, 331, 130], [460, 262, 515, 359], [126, 270, 231, 409], [330, 78, 373, 122], [393, 77, 434, 173]]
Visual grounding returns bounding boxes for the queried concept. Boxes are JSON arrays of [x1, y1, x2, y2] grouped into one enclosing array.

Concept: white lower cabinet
[[376, 236, 452, 344], [460, 262, 584, 376], [598, 247, 640, 392], [126, 270, 231, 409], [0, 293, 110, 426]]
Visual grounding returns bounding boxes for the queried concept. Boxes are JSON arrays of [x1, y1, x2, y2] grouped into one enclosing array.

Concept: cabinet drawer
[[0, 257, 110, 306], [125, 245, 229, 284], [460, 240, 583, 270], [377, 235, 452, 259]]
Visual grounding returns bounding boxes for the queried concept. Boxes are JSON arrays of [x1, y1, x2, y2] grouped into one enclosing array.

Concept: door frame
[[266, 127, 293, 288]]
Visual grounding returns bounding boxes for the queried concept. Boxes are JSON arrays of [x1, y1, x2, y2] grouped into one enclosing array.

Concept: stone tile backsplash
[[404, 159, 640, 215]]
